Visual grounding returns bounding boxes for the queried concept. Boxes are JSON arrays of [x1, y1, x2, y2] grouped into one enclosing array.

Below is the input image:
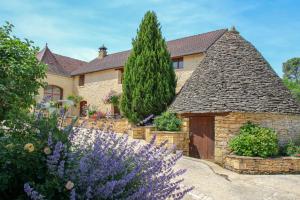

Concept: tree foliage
[[282, 58, 300, 103], [0, 22, 47, 120], [283, 78, 300, 102], [283, 57, 300, 83], [120, 11, 176, 123]]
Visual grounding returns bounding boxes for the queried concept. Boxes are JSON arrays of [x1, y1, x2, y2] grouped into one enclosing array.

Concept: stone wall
[[224, 155, 300, 174], [145, 130, 189, 155], [215, 112, 300, 163], [74, 69, 123, 114], [77, 118, 131, 134], [128, 127, 148, 139], [175, 53, 204, 93]]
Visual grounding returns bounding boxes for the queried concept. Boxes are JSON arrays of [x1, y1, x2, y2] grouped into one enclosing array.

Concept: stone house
[[37, 29, 226, 115], [37, 27, 300, 163], [170, 27, 300, 163]]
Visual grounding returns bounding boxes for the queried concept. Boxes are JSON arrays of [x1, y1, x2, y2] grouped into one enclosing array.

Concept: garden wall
[[145, 130, 189, 155], [76, 118, 131, 133], [224, 155, 300, 174], [214, 112, 300, 163]]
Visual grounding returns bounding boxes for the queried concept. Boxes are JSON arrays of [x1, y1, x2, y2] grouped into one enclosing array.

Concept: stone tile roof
[[71, 29, 227, 75], [52, 53, 87, 74], [37, 45, 87, 76], [170, 29, 300, 115]]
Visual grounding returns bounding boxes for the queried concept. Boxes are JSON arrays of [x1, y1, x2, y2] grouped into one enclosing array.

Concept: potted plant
[[154, 112, 182, 131], [88, 105, 97, 120], [103, 90, 121, 115]]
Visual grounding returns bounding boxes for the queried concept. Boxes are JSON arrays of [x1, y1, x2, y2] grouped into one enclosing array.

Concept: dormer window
[[79, 75, 85, 86], [172, 58, 183, 69]]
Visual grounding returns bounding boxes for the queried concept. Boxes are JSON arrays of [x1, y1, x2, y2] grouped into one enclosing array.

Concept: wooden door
[[79, 101, 87, 117], [189, 116, 215, 159]]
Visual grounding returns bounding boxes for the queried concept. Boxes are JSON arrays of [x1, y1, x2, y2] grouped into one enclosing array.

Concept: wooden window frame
[[172, 57, 184, 69], [44, 85, 63, 101], [79, 75, 85, 86]]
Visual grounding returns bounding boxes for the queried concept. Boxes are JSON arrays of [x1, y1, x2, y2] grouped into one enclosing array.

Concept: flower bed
[[224, 155, 300, 174], [145, 130, 189, 156]]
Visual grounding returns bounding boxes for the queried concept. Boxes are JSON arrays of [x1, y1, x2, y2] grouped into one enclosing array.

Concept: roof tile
[[71, 29, 227, 75], [170, 30, 300, 115]]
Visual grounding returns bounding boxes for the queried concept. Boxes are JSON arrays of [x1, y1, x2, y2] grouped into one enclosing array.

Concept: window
[[44, 85, 63, 101], [172, 58, 183, 69], [118, 69, 124, 84], [79, 75, 85, 86]]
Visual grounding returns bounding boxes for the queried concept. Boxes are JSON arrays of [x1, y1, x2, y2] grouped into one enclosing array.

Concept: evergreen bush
[[120, 11, 176, 123]]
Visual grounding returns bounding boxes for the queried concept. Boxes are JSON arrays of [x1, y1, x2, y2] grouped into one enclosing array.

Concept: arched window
[[44, 85, 63, 101]]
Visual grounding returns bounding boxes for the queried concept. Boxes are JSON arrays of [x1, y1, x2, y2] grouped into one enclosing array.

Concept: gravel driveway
[[176, 157, 300, 200]]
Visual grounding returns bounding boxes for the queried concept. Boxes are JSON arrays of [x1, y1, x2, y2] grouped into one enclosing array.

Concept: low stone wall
[[224, 155, 300, 174], [128, 127, 147, 139], [145, 130, 189, 156], [76, 118, 131, 133], [215, 112, 300, 163]]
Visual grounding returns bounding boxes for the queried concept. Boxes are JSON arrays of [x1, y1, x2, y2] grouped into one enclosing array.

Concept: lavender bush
[[1, 98, 192, 199], [64, 127, 192, 199]]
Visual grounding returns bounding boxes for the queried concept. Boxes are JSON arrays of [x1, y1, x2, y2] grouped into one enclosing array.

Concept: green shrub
[[154, 112, 182, 131], [229, 122, 279, 158], [284, 140, 300, 156], [67, 94, 83, 107], [0, 112, 71, 199], [0, 22, 47, 121]]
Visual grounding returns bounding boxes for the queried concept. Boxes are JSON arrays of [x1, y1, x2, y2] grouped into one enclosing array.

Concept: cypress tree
[[120, 11, 176, 123]]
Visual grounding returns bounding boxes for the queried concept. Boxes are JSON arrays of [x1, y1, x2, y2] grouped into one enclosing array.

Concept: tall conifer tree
[[121, 11, 176, 123]]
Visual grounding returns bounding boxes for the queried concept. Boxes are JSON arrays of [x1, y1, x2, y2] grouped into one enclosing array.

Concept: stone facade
[[37, 73, 74, 102], [74, 69, 122, 113], [224, 155, 300, 174], [215, 112, 300, 163], [39, 53, 204, 114], [175, 53, 204, 93]]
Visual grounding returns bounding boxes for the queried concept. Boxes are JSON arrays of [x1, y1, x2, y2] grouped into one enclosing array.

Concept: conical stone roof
[[170, 29, 300, 115]]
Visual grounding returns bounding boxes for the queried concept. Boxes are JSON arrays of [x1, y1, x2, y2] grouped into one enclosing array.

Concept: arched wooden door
[[79, 101, 87, 117]]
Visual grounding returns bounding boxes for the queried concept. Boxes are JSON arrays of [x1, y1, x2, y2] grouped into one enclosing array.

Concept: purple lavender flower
[[58, 160, 65, 178], [47, 141, 64, 174], [65, 127, 192, 199], [70, 188, 76, 200], [24, 183, 44, 200], [47, 132, 53, 147]]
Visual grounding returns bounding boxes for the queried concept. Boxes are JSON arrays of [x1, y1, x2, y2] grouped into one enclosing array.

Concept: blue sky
[[1, 0, 299, 76]]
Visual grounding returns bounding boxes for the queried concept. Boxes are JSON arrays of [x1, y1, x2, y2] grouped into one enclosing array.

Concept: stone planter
[[145, 130, 189, 155], [128, 126, 153, 139], [224, 155, 300, 174]]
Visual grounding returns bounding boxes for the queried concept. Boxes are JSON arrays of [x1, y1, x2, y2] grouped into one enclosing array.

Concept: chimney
[[98, 44, 107, 59], [229, 26, 239, 34]]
